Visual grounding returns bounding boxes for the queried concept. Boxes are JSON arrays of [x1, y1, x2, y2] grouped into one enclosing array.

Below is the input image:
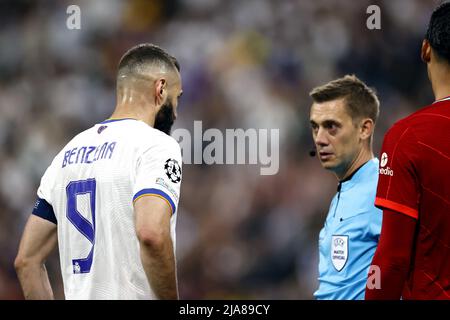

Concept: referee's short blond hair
[[310, 75, 380, 124]]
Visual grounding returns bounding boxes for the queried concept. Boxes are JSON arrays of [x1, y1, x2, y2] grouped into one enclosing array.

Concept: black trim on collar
[[337, 159, 372, 188]]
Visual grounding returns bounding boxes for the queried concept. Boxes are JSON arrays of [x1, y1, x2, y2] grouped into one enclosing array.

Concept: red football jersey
[[375, 97, 450, 299]]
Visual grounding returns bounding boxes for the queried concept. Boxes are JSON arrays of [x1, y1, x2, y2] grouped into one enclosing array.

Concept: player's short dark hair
[[309, 75, 380, 124], [117, 43, 180, 79], [426, 2, 450, 64]]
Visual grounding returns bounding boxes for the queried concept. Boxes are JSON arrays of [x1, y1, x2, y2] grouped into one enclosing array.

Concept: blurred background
[[0, 0, 439, 299]]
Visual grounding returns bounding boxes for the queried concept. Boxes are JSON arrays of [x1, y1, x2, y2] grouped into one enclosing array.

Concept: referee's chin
[[321, 162, 344, 178], [319, 160, 336, 170]]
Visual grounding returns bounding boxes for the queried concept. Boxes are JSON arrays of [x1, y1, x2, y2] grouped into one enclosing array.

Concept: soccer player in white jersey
[[14, 43, 183, 300]]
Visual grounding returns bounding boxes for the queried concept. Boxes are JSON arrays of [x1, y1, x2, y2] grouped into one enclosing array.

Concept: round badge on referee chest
[[164, 158, 181, 183]]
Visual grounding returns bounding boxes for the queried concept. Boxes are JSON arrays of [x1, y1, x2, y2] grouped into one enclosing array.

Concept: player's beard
[[154, 101, 175, 135]]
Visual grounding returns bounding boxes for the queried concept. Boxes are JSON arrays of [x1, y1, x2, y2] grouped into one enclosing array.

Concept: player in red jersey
[[366, 2, 450, 300]]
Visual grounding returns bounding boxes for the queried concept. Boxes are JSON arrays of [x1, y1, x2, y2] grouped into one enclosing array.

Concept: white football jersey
[[36, 118, 182, 299]]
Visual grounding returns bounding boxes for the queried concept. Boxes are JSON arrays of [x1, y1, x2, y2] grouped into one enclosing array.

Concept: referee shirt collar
[[338, 158, 378, 192]]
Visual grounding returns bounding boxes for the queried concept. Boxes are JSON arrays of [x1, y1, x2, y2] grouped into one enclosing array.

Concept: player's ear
[[154, 78, 167, 107], [421, 39, 431, 63], [360, 118, 374, 141]]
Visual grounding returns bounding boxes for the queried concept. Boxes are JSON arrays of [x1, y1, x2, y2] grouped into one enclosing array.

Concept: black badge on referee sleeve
[[164, 158, 182, 183]]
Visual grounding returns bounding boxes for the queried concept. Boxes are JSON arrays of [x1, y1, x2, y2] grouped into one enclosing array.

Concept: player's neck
[[337, 148, 373, 182], [110, 103, 156, 127], [431, 64, 450, 101], [433, 84, 450, 101]]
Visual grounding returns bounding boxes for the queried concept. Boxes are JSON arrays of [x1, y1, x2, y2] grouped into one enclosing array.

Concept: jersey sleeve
[[33, 161, 57, 224], [133, 137, 182, 215], [375, 127, 420, 219]]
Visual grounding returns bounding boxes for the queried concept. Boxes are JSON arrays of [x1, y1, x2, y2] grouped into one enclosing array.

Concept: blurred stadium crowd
[[0, 0, 438, 299]]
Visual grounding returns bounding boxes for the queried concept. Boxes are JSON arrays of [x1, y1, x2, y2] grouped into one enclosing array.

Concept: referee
[[309, 75, 382, 300]]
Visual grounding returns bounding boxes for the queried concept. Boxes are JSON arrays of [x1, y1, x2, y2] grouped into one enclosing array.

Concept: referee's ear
[[359, 118, 374, 142]]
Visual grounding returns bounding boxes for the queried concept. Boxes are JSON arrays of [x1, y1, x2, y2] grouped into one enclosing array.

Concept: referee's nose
[[314, 127, 329, 149]]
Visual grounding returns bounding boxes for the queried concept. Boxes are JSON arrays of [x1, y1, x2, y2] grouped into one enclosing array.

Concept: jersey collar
[[338, 158, 378, 192], [100, 118, 138, 124], [433, 96, 450, 104]]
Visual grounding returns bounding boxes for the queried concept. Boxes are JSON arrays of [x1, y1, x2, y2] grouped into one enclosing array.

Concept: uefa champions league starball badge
[[164, 158, 182, 183]]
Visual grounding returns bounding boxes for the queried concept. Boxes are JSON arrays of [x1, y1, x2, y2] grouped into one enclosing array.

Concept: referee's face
[[310, 98, 361, 177]]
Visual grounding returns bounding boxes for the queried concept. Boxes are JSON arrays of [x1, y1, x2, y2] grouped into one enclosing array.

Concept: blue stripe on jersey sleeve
[[133, 188, 176, 214], [32, 197, 57, 224]]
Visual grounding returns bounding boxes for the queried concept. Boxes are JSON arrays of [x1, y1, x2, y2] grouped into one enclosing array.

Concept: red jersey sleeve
[[375, 126, 420, 219]]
